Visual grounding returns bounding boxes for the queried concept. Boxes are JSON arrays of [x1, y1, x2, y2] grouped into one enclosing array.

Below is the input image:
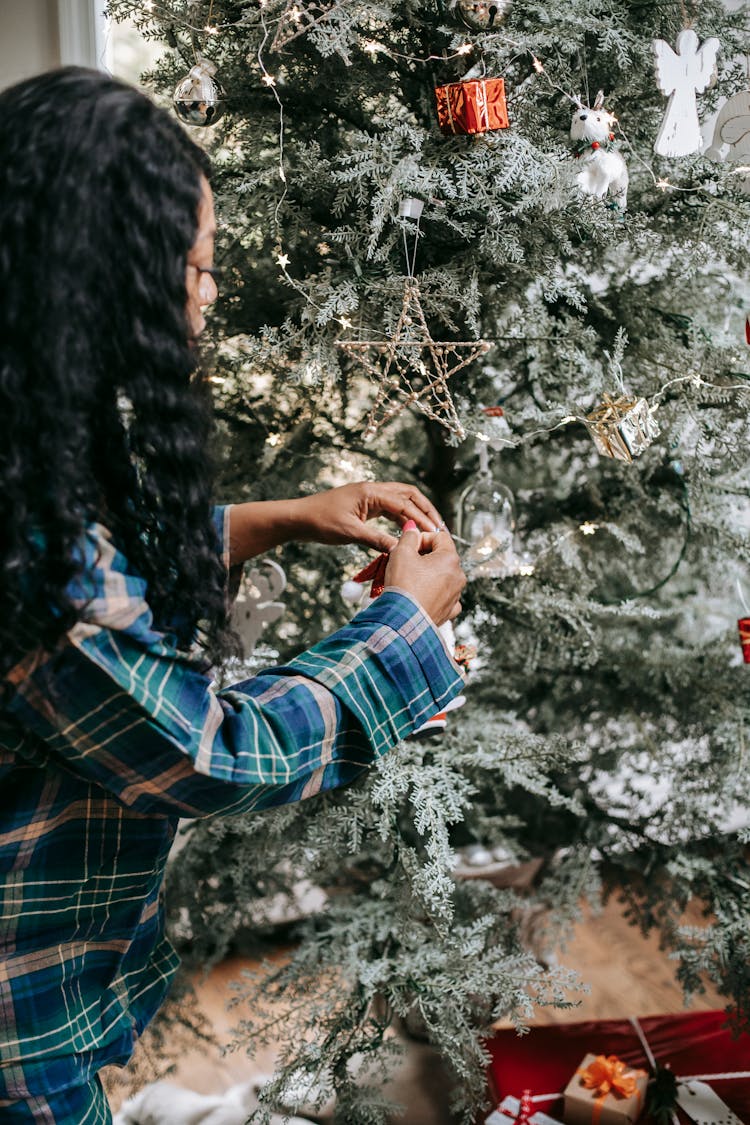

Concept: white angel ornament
[[653, 29, 720, 157]]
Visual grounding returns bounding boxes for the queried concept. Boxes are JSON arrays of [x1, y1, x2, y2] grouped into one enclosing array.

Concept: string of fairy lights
[[133, 0, 750, 496], [148, 0, 748, 265]]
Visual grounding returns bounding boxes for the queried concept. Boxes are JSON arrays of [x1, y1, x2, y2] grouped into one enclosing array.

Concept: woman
[[0, 67, 466, 1123]]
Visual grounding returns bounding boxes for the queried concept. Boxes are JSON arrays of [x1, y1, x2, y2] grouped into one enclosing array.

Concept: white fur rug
[[112, 1079, 316, 1125]]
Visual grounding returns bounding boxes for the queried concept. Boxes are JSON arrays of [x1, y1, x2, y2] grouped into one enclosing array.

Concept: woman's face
[[185, 175, 218, 341]]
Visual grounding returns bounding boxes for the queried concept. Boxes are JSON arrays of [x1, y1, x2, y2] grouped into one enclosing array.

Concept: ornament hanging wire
[[401, 208, 422, 279], [738, 579, 750, 617]]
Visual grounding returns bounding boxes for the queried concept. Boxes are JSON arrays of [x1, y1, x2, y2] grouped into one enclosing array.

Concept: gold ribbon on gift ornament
[[585, 395, 638, 427]]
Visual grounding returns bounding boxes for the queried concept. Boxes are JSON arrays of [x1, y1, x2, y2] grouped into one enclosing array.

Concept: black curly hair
[[0, 67, 231, 676]]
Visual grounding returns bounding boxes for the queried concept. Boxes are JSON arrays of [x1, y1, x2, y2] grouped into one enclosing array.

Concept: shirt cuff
[[212, 504, 233, 572], [352, 588, 465, 727]]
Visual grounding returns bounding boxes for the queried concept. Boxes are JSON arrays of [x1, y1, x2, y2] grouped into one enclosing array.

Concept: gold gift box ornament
[[563, 1053, 649, 1125], [585, 395, 660, 462]]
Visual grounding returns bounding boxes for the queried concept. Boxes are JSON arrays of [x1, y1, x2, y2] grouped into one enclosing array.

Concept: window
[[57, 0, 110, 70]]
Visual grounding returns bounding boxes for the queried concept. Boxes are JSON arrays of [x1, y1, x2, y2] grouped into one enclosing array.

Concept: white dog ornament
[[570, 90, 628, 211]]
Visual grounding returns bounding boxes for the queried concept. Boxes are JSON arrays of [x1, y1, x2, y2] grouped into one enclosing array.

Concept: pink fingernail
[[402, 519, 418, 531]]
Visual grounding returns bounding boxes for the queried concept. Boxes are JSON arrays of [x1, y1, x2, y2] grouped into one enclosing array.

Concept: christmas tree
[[108, 1, 750, 1120]]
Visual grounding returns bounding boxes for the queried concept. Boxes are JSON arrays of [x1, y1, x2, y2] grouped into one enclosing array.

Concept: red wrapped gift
[[435, 77, 509, 136], [738, 617, 750, 663], [486, 1011, 750, 1124]]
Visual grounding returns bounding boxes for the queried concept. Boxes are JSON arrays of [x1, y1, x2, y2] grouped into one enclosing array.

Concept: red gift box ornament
[[738, 617, 750, 662], [435, 77, 509, 136]]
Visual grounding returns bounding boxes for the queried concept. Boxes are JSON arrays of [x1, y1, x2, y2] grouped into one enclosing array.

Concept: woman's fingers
[[401, 485, 442, 530], [396, 497, 437, 532], [366, 483, 443, 532], [355, 528, 399, 552]]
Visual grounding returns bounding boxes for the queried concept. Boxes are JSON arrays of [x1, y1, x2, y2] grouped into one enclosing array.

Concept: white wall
[[0, 1, 60, 90], [0, 0, 109, 91]]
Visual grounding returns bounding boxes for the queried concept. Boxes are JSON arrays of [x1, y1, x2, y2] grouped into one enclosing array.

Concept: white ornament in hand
[[652, 29, 720, 157]]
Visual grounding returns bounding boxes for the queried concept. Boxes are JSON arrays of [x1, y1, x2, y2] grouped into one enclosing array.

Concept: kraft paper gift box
[[562, 1053, 648, 1125]]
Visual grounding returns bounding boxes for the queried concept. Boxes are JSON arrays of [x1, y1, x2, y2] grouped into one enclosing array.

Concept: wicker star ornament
[[271, 0, 343, 51], [336, 279, 490, 441]]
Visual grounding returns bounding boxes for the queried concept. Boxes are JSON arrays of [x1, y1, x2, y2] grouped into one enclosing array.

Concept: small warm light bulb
[[560, 414, 578, 424], [339, 316, 353, 329], [457, 43, 473, 55], [532, 55, 544, 74], [579, 522, 599, 536], [656, 177, 672, 191], [204, 24, 218, 34], [363, 40, 382, 55], [262, 73, 277, 86], [266, 432, 281, 447], [518, 563, 536, 576], [275, 251, 290, 268], [289, 4, 303, 21], [339, 457, 355, 471]]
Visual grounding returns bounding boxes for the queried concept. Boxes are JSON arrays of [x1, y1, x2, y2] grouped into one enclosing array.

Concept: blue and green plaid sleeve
[[212, 503, 233, 571], [6, 521, 463, 819]]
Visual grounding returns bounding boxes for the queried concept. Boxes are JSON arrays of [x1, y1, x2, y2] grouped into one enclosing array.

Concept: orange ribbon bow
[[578, 1055, 645, 1124], [580, 1055, 640, 1097]]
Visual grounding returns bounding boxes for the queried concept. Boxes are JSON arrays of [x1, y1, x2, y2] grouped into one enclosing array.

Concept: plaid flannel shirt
[[0, 506, 463, 1102]]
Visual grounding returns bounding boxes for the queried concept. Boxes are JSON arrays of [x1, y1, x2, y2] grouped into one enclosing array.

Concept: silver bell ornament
[[452, 0, 511, 31], [174, 58, 225, 128], [457, 443, 529, 578]]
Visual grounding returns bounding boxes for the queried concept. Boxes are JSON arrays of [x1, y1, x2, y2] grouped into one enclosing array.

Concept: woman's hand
[[384, 523, 466, 625], [226, 482, 443, 566], [290, 481, 444, 553]]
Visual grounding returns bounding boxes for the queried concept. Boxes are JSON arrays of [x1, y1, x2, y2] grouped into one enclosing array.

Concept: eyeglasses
[[187, 263, 223, 304], [187, 264, 223, 284]]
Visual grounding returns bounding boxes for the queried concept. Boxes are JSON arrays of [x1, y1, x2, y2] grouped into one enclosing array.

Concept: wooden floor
[[103, 895, 723, 1122]]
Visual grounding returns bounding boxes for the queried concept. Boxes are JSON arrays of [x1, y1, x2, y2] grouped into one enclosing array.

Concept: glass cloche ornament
[[174, 58, 225, 128], [457, 443, 519, 578]]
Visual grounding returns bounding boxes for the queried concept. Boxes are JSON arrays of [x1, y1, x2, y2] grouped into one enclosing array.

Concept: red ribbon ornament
[[351, 552, 389, 598]]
